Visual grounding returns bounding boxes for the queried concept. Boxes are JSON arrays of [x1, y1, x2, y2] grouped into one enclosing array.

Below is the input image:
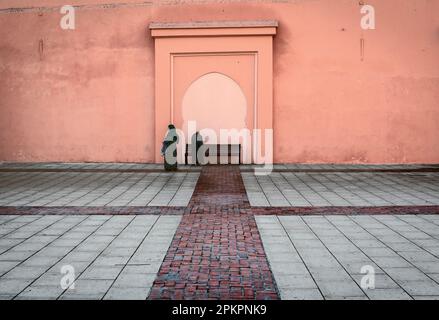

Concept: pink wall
[[1, 0, 438, 163]]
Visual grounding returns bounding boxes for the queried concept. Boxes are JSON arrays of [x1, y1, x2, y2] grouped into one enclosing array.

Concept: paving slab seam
[[101, 215, 161, 300], [0, 215, 90, 298], [339, 216, 439, 298], [11, 216, 95, 299], [274, 215, 325, 299], [301, 216, 373, 299], [35, 172, 120, 207], [0, 215, 72, 262], [368, 215, 439, 287], [55, 215, 138, 300]]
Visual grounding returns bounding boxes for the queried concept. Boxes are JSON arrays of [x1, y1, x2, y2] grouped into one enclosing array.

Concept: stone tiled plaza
[[1, 162, 439, 300], [242, 164, 439, 207], [0, 214, 179, 299], [0, 163, 199, 207], [257, 214, 439, 300]]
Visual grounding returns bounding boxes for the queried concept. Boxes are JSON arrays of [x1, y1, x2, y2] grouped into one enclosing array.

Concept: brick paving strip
[[148, 166, 279, 300]]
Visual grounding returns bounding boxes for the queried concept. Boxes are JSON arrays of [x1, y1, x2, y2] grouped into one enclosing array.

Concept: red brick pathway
[[148, 165, 279, 300], [187, 165, 250, 211]]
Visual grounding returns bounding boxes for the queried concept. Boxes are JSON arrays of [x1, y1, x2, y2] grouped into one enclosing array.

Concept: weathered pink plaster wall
[[1, 0, 438, 163]]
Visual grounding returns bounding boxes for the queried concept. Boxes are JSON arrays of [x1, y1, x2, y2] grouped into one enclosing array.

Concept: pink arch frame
[[150, 20, 277, 163]]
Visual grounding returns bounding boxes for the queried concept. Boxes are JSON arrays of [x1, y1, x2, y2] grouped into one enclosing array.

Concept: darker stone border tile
[[240, 168, 439, 173], [244, 205, 439, 216], [0, 206, 185, 215], [1, 206, 439, 216], [0, 168, 200, 173]]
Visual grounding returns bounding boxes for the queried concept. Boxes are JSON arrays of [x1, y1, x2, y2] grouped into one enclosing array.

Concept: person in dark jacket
[[161, 124, 179, 171], [191, 132, 204, 165]]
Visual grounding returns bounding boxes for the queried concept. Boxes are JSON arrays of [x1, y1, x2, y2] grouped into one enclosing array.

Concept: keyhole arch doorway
[[181, 71, 251, 164], [182, 72, 247, 136]]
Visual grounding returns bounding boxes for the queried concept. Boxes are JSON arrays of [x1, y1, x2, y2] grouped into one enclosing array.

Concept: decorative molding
[[150, 20, 278, 29], [150, 20, 278, 37], [170, 52, 258, 135]]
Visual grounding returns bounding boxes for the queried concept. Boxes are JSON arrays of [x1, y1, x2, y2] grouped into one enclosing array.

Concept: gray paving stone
[[0, 278, 32, 296], [62, 251, 100, 262], [48, 261, 91, 274], [428, 273, 439, 283], [412, 295, 439, 300], [351, 273, 400, 289], [398, 251, 438, 263], [15, 285, 64, 300], [21, 256, 60, 267], [59, 279, 113, 300], [3, 266, 47, 279], [269, 262, 309, 275], [413, 261, 439, 274], [275, 274, 317, 289], [317, 280, 366, 299], [104, 287, 150, 300], [398, 280, 439, 296], [0, 250, 35, 261], [112, 273, 156, 288], [279, 288, 323, 300], [0, 261, 20, 275], [365, 288, 412, 300], [361, 247, 399, 257], [371, 256, 413, 268], [80, 266, 123, 280], [122, 263, 162, 274], [32, 272, 64, 287], [311, 269, 353, 282], [37, 246, 72, 257]]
